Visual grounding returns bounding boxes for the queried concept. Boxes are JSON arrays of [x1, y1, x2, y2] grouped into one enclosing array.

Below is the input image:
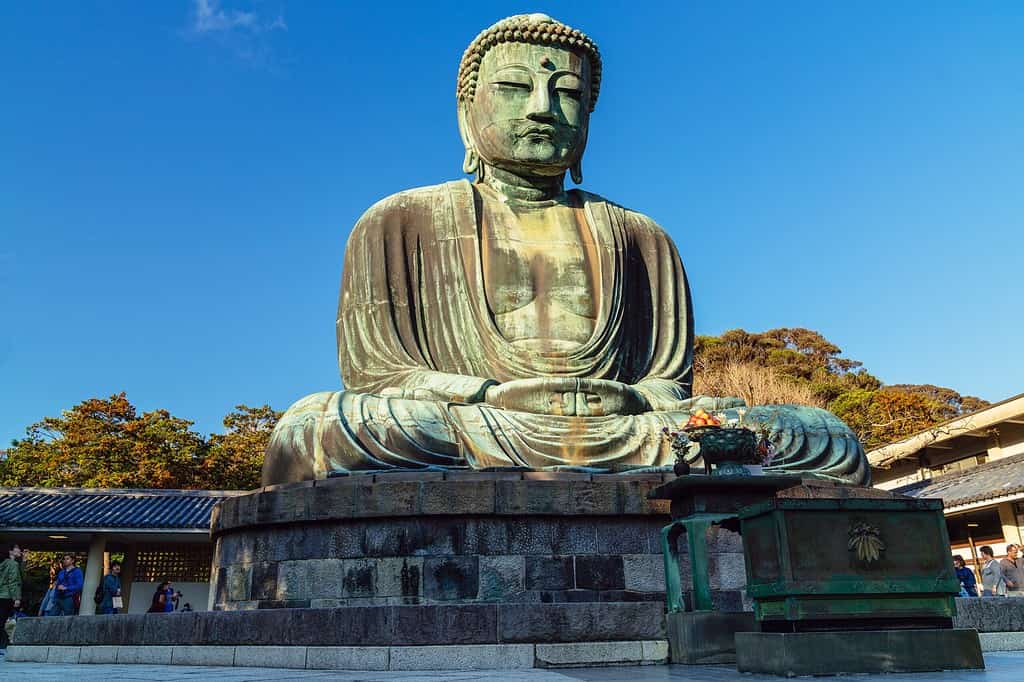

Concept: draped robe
[[262, 180, 869, 486]]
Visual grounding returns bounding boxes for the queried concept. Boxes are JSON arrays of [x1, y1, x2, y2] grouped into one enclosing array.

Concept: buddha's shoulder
[[357, 182, 463, 223], [575, 189, 668, 238]]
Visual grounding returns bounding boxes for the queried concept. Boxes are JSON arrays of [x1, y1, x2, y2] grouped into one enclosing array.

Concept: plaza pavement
[[2, 651, 1022, 681]]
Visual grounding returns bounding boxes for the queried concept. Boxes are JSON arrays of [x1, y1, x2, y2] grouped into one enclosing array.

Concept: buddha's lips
[[520, 125, 558, 139]]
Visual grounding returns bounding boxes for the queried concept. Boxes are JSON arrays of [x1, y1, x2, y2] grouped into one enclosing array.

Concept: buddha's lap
[[266, 392, 867, 483]]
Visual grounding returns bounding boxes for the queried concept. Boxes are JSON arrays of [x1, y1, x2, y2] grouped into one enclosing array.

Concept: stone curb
[[5, 640, 669, 670], [978, 631, 1024, 652]]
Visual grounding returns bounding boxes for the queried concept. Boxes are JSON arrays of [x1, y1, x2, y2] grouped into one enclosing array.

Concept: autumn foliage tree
[[695, 328, 988, 449], [202, 404, 281, 490], [0, 394, 279, 490]]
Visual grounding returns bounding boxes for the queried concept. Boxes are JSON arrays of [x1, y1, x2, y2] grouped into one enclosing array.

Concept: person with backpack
[[0, 543, 24, 649], [52, 554, 84, 615], [95, 561, 122, 614], [980, 545, 1007, 597], [147, 581, 172, 613]]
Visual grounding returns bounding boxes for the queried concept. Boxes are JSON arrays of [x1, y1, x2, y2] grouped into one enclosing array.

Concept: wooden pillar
[[998, 502, 1022, 545]]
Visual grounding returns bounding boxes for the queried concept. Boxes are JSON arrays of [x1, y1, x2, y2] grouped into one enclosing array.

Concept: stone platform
[[209, 471, 748, 611], [9, 603, 669, 669], [10, 472, 752, 670]]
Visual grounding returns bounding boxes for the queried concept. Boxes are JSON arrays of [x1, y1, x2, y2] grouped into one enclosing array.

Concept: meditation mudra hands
[[484, 377, 649, 416]]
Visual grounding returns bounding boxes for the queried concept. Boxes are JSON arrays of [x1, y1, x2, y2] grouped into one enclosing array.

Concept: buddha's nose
[[527, 110, 557, 123], [525, 87, 556, 122]]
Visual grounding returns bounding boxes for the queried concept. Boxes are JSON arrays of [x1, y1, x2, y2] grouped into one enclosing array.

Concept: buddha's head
[[457, 14, 602, 184]]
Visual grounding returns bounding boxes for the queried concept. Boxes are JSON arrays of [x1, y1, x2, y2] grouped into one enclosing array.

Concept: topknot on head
[[457, 14, 602, 111]]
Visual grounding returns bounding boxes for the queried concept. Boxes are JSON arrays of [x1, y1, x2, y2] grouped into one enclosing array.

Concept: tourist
[[979, 546, 1007, 596], [98, 561, 123, 614], [1001, 544, 1024, 595], [0, 543, 24, 649], [51, 554, 84, 615], [167, 585, 181, 612], [953, 555, 977, 597], [180, 602, 193, 612], [147, 581, 171, 613]]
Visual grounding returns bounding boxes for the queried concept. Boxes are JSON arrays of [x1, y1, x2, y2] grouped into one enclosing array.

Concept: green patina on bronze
[[738, 492, 960, 628], [650, 474, 820, 613], [261, 14, 870, 485]]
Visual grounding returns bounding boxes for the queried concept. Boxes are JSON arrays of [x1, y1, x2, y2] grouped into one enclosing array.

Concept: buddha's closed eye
[[495, 81, 531, 91]]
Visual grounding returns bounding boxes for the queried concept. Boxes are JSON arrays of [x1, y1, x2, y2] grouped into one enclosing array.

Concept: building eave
[[943, 491, 1024, 515], [867, 392, 1024, 469]]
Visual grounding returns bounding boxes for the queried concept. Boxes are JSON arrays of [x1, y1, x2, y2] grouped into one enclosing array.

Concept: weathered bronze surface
[[737, 487, 959, 628], [649, 474, 815, 613], [262, 14, 870, 485]]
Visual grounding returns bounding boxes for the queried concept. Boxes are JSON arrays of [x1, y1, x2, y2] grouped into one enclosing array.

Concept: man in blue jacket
[[99, 561, 122, 614], [51, 554, 83, 616]]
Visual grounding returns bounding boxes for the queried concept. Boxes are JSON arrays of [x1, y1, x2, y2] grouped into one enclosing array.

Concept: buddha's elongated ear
[[570, 160, 583, 185], [457, 106, 480, 176]]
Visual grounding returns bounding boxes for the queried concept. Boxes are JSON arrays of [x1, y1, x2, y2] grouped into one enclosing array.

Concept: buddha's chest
[[480, 205, 598, 312], [479, 201, 599, 345]]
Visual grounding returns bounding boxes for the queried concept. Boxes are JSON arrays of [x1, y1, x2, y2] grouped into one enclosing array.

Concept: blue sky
[[2, 1, 1022, 444]]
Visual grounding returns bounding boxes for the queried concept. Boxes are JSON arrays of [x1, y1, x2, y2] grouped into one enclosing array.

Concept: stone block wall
[[954, 596, 1024, 631], [209, 472, 749, 611]]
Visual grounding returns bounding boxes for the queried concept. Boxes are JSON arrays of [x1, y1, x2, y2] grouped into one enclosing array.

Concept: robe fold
[[262, 180, 869, 486]]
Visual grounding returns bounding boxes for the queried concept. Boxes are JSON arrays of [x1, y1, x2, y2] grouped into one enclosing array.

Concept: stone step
[[13, 601, 666, 649], [5, 640, 672, 670]]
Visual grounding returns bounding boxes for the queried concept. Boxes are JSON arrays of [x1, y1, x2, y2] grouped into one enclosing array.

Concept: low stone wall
[[210, 472, 749, 611], [955, 597, 1024, 632]]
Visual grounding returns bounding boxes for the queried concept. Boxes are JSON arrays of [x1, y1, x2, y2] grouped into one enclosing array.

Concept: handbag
[[40, 587, 55, 615], [111, 596, 124, 609]]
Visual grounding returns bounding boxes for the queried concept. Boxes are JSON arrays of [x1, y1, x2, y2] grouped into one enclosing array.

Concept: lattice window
[[133, 545, 212, 583]]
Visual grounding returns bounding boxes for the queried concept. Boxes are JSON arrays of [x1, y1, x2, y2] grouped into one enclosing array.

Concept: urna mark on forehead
[[481, 41, 588, 79]]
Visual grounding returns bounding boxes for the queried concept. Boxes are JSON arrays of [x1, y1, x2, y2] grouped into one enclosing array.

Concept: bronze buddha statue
[[262, 14, 869, 486]]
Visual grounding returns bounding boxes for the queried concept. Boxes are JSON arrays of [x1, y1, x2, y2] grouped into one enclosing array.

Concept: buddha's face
[[464, 41, 591, 177]]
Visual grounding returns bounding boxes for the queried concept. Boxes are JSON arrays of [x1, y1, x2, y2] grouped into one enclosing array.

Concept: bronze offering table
[[647, 474, 821, 663], [733, 485, 984, 676]]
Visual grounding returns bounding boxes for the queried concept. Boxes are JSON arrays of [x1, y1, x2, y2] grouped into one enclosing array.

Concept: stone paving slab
[[3, 652, 1023, 680]]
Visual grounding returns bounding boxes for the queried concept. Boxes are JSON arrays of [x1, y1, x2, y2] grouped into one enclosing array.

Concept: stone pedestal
[[11, 472, 757, 670], [666, 611, 755, 664], [736, 629, 984, 676], [209, 471, 748, 613]]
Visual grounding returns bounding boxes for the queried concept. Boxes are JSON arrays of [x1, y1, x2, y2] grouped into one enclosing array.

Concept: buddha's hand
[[484, 378, 649, 416], [680, 396, 747, 412]]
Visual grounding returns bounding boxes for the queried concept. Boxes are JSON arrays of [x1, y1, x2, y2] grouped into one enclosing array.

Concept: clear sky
[[2, 1, 1022, 445]]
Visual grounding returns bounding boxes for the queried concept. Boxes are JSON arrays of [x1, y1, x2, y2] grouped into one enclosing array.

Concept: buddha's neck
[[481, 166, 566, 203]]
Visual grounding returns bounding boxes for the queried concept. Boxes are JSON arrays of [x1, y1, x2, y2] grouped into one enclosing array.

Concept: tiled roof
[[892, 452, 1024, 508], [0, 487, 240, 530]]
